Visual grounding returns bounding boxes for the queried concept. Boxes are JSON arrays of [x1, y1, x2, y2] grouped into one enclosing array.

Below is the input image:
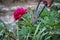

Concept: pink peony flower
[[13, 7, 26, 20]]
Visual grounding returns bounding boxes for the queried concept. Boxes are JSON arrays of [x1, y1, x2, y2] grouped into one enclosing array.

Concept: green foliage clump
[[0, 6, 60, 40]]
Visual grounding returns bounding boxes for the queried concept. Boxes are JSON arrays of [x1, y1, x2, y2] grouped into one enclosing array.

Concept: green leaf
[[40, 32, 48, 40], [0, 23, 3, 31], [18, 27, 31, 36], [34, 22, 41, 36], [44, 36, 51, 40], [37, 27, 46, 35]]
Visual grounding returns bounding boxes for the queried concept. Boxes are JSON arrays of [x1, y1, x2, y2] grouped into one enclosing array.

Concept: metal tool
[[30, 0, 47, 26]]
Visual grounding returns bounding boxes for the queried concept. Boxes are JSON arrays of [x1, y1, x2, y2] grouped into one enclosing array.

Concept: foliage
[[54, 0, 60, 3], [0, 6, 60, 40]]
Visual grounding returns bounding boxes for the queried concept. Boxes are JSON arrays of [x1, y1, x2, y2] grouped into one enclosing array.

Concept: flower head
[[13, 7, 26, 20]]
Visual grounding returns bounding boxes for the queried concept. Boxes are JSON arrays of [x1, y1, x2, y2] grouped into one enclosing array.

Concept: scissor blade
[[30, 12, 39, 26]]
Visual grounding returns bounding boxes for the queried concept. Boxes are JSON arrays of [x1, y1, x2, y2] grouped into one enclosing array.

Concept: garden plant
[[0, 5, 60, 40]]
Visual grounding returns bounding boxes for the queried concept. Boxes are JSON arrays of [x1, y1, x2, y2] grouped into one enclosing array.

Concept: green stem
[[16, 27, 19, 40], [34, 22, 41, 36]]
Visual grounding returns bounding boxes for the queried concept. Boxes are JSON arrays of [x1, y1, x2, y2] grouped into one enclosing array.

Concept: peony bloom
[[13, 7, 26, 20]]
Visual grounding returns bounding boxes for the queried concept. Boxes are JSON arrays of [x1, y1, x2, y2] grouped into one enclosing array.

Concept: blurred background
[[0, 0, 60, 6]]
